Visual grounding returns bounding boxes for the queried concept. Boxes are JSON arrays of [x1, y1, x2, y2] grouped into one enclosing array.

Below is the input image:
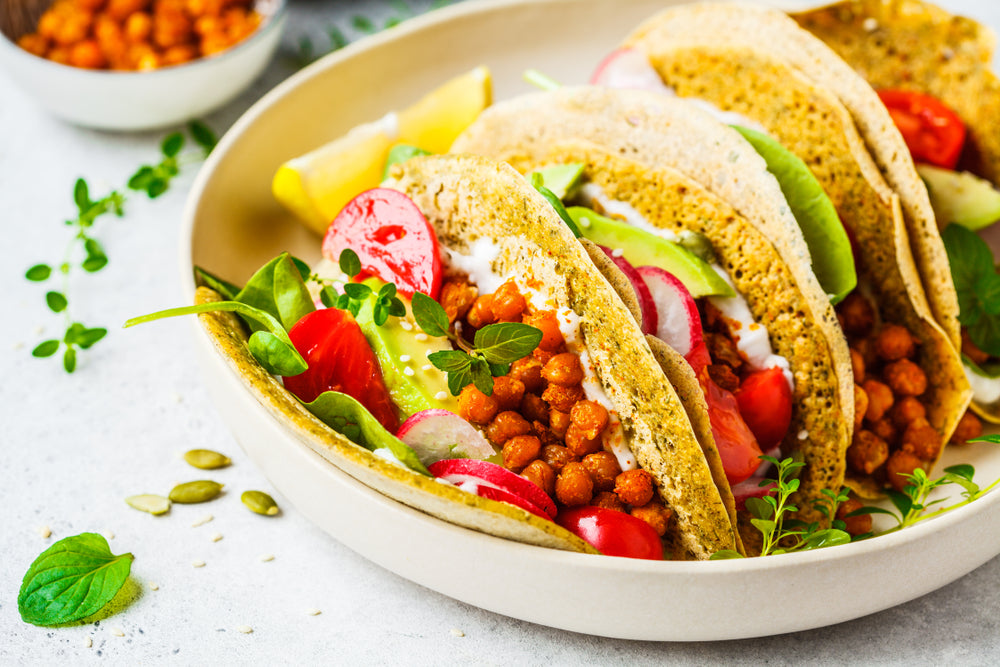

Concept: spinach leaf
[[194, 266, 241, 301], [234, 253, 315, 332]]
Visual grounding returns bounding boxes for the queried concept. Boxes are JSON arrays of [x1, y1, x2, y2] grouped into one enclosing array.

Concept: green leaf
[[383, 144, 431, 179], [378, 282, 397, 300], [428, 349, 472, 372], [32, 340, 60, 358], [373, 302, 389, 327], [847, 506, 897, 518], [320, 286, 338, 309], [967, 434, 1000, 444], [248, 331, 308, 376], [234, 253, 315, 331], [352, 15, 376, 33], [470, 359, 494, 396], [188, 120, 217, 152], [76, 327, 107, 350], [969, 314, 1000, 357], [127, 166, 155, 191], [489, 361, 511, 377], [194, 266, 241, 301], [745, 496, 773, 520], [18, 533, 133, 627], [82, 238, 108, 273], [709, 549, 745, 560], [474, 323, 543, 364], [147, 178, 169, 199], [46, 291, 68, 313], [411, 292, 450, 337], [304, 391, 430, 475], [384, 16, 402, 29], [343, 283, 372, 300], [750, 518, 776, 534], [161, 133, 184, 158], [327, 26, 347, 51], [25, 264, 51, 281], [73, 178, 90, 213], [339, 248, 362, 277], [532, 181, 582, 237], [446, 365, 472, 396], [944, 464, 976, 482], [63, 347, 77, 373], [336, 293, 351, 310], [800, 529, 851, 550], [386, 297, 407, 318], [886, 489, 913, 517]]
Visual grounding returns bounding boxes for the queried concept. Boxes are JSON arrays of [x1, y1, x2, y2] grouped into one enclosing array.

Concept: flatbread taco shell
[[452, 87, 853, 521], [197, 154, 742, 560]]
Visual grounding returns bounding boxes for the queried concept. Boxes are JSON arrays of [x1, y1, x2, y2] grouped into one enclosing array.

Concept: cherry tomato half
[[556, 506, 663, 560], [283, 308, 399, 433], [878, 89, 967, 170], [700, 371, 763, 486], [322, 188, 443, 299], [735, 367, 793, 450]]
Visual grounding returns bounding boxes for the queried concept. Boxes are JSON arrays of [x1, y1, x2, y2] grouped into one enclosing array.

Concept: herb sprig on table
[[25, 121, 217, 373]]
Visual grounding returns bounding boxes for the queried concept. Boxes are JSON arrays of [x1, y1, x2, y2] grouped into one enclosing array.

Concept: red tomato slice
[[322, 188, 442, 299], [878, 89, 967, 169], [700, 371, 763, 486], [429, 459, 558, 519], [556, 506, 663, 560], [283, 308, 399, 433], [735, 367, 793, 450]]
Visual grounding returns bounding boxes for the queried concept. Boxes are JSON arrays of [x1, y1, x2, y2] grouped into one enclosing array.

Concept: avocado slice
[[567, 206, 735, 298], [732, 125, 857, 304], [529, 163, 585, 200], [918, 164, 1000, 231], [355, 282, 458, 418]]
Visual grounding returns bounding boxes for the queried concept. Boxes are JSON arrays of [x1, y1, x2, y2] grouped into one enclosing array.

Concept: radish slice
[[598, 246, 658, 335], [636, 265, 703, 357], [474, 485, 551, 520], [397, 409, 496, 465], [590, 48, 669, 91], [731, 478, 777, 512], [429, 459, 558, 519]]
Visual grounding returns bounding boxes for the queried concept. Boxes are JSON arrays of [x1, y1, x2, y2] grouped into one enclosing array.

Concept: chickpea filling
[[443, 277, 674, 536], [837, 292, 982, 492]]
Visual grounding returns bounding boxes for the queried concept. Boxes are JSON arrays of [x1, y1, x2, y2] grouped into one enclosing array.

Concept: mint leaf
[[428, 349, 472, 372], [18, 533, 133, 627], [411, 292, 450, 337], [474, 323, 542, 364], [470, 358, 494, 395]]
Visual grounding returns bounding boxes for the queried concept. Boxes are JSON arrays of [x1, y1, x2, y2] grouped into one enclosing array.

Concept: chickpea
[[107, 0, 150, 22], [836, 498, 872, 537], [48, 47, 72, 64], [569, 400, 609, 440], [542, 383, 586, 413], [582, 451, 621, 492], [520, 393, 549, 424], [124, 11, 153, 42], [532, 347, 556, 366], [187, 0, 225, 16], [522, 310, 565, 352], [630, 501, 671, 537], [870, 418, 898, 447], [457, 384, 498, 425], [488, 376, 524, 412], [591, 491, 627, 513], [194, 14, 223, 37], [854, 337, 877, 369], [69, 39, 107, 68], [901, 418, 940, 461], [875, 324, 916, 361], [850, 347, 865, 384], [153, 8, 193, 49], [78, 0, 107, 10], [883, 359, 927, 397], [509, 357, 544, 394], [885, 450, 925, 492], [439, 280, 478, 324], [161, 44, 197, 66], [37, 12, 63, 40], [549, 409, 570, 439], [614, 469, 655, 507], [530, 421, 560, 448], [54, 13, 92, 47], [200, 31, 232, 56], [521, 459, 555, 497], [564, 424, 602, 457], [854, 383, 868, 432], [17, 34, 49, 57], [837, 292, 876, 337], [542, 353, 584, 387], [951, 410, 983, 444], [491, 280, 527, 322], [555, 462, 593, 507], [846, 430, 889, 476], [541, 444, 575, 472], [502, 435, 542, 472], [862, 379, 894, 422], [485, 411, 531, 446], [465, 293, 495, 328], [889, 396, 926, 429]]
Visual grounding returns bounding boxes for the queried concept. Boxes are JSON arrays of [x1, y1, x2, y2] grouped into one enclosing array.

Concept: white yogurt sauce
[[964, 363, 1000, 405], [577, 183, 680, 242], [372, 447, 407, 468], [442, 238, 504, 294]]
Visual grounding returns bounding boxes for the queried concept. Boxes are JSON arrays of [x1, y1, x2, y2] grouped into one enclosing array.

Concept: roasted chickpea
[[862, 379, 894, 422], [521, 459, 556, 497], [78, 0, 107, 10], [200, 31, 232, 56], [591, 491, 626, 513], [885, 450, 925, 492], [153, 8, 194, 49], [520, 393, 549, 424], [124, 11, 153, 42], [509, 356, 544, 394], [854, 337, 877, 369], [615, 469, 655, 507], [951, 410, 983, 444], [541, 353, 584, 387], [161, 43, 197, 66], [836, 498, 872, 537], [542, 383, 586, 413], [564, 424, 602, 457], [555, 461, 593, 507], [522, 310, 565, 352], [490, 280, 527, 322], [838, 292, 876, 337], [582, 451, 621, 492], [870, 418, 898, 447], [549, 409, 570, 438], [36, 11, 62, 40], [457, 384, 498, 425], [48, 47, 72, 64], [106, 0, 150, 22], [194, 14, 223, 37], [883, 359, 927, 397], [69, 39, 107, 68], [854, 383, 868, 432], [630, 501, 672, 537], [532, 347, 556, 366], [541, 444, 575, 472], [502, 435, 542, 472], [846, 430, 889, 476], [889, 396, 926, 429], [54, 13, 92, 46], [17, 34, 49, 57], [569, 400, 609, 440], [901, 418, 940, 461], [465, 293, 495, 328], [850, 348, 865, 384], [530, 421, 560, 448], [875, 324, 916, 361], [440, 280, 477, 324], [490, 376, 525, 412], [485, 411, 532, 446]]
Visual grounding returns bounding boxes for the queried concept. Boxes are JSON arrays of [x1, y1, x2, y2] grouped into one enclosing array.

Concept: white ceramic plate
[[180, 0, 1000, 641]]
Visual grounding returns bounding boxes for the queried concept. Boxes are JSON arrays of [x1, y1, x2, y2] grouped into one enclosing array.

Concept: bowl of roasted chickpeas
[[0, 0, 287, 130]]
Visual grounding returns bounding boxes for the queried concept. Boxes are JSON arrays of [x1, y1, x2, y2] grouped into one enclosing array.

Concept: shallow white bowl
[[179, 0, 1000, 640], [0, 0, 286, 131]]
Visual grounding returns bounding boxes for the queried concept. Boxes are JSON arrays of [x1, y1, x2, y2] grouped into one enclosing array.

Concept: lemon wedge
[[273, 66, 492, 235]]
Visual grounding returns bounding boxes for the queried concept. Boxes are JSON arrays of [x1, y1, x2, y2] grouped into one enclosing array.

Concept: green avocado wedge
[[529, 163, 585, 200], [732, 125, 857, 304], [918, 164, 1000, 232]]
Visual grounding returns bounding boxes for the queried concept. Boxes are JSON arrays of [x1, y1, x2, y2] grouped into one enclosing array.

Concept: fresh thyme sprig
[[318, 249, 407, 326], [26, 121, 218, 373]]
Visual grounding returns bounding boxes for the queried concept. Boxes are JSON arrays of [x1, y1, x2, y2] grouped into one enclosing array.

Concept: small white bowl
[[0, 0, 287, 131]]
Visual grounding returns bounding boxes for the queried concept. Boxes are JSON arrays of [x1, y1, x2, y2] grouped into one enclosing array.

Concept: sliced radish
[[598, 245, 658, 335], [429, 459, 558, 519], [590, 48, 670, 92], [731, 478, 777, 512], [474, 485, 551, 520], [636, 265, 703, 358], [398, 409, 496, 465]]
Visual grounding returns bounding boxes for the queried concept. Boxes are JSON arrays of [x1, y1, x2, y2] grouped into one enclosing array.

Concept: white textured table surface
[[4, 0, 1000, 664]]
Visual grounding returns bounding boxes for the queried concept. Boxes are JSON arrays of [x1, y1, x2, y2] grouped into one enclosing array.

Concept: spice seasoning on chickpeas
[[17, 0, 264, 71]]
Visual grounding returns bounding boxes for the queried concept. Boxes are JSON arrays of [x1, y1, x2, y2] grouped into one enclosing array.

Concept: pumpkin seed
[[126, 494, 171, 515], [183, 449, 231, 470], [241, 490, 279, 516], [169, 480, 223, 504]]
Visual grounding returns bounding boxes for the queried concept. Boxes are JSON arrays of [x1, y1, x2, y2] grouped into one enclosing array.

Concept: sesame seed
[[611, 248, 624, 258], [191, 514, 213, 528], [12, 341, 24, 350], [236, 626, 253, 634], [415, 333, 428, 342], [434, 391, 448, 401], [305, 609, 322, 616], [210, 532, 223, 542], [422, 364, 432, 371], [403, 367, 415, 377], [37, 525, 51, 539], [942, 47, 955, 60], [798, 430, 809, 440], [34, 325, 45, 335], [862, 17, 878, 31], [192, 560, 206, 568], [450, 629, 465, 637], [579, 217, 592, 228], [83, 636, 93, 648], [400, 321, 413, 331], [148, 581, 160, 591], [425, 350, 433, 357], [399, 354, 411, 363], [105, 531, 115, 540], [110, 628, 125, 638], [259, 554, 274, 562]]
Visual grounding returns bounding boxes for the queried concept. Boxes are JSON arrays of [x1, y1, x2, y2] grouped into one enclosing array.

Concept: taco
[[613, 1, 971, 497], [451, 86, 855, 532], [184, 154, 744, 560], [791, 0, 998, 429]]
